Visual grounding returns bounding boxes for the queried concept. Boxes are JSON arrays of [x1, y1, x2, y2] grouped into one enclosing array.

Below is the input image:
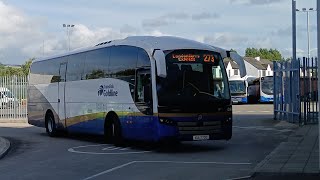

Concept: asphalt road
[[0, 104, 295, 180]]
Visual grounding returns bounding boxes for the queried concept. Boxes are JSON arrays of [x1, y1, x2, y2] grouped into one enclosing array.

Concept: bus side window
[[0, 93, 3, 99], [66, 53, 85, 81], [136, 71, 151, 103], [84, 47, 110, 80]]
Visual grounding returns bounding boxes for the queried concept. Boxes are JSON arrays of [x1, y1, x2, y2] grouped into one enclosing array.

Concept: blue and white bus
[[259, 76, 273, 103], [249, 76, 274, 103], [229, 75, 257, 104], [28, 36, 246, 144]]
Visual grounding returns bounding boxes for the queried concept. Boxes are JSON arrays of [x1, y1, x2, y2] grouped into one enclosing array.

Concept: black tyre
[[104, 115, 123, 146], [45, 113, 58, 137]]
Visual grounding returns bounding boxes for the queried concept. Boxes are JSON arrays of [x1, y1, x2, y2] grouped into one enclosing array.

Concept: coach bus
[[28, 36, 246, 144], [229, 75, 256, 104], [249, 76, 273, 103]]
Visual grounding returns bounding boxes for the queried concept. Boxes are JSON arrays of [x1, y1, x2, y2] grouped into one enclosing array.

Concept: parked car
[[0, 87, 19, 109]]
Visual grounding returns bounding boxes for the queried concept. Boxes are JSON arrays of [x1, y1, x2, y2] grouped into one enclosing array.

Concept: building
[[3, 64, 21, 68], [224, 57, 239, 78], [243, 57, 273, 77]]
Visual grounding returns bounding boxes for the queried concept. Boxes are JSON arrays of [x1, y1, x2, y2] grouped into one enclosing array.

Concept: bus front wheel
[[45, 112, 57, 137], [104, 114, 123, 146]]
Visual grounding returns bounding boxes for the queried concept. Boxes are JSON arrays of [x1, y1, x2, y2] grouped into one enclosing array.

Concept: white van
[[0, 87, 18, 109]]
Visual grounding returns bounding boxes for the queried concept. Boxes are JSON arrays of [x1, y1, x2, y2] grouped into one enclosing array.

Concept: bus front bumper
[[156, 118, 232, 141]]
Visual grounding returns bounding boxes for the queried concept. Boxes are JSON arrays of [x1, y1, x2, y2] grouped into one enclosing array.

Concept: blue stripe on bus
[[66, 114, 227, 141]]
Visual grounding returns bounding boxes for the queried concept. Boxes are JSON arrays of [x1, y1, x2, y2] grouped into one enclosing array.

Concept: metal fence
[[274, 57, 319, 125], [0, 76, 28, 121]]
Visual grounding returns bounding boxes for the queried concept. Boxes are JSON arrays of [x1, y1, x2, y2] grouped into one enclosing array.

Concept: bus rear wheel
[[45, 112, 57, 137], [104, 115, 123, 146]]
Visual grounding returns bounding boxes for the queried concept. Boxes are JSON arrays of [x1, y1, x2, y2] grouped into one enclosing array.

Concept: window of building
[[234, 69, 239, 75]]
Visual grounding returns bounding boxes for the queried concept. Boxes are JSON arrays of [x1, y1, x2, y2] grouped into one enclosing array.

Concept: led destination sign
[[171, 54, 216, 63]]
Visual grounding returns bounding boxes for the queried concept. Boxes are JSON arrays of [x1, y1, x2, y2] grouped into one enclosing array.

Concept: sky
[[0, 0, 318, 64]]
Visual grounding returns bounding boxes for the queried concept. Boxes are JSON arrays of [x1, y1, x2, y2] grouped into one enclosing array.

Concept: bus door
[[58, 63, 67, 127], [133, 68, 153, 140]]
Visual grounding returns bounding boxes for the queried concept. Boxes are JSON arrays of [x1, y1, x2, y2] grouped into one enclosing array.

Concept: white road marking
[[68, 144, 151, 155], [225, 175, 252, 180], [233, 126, 292, 132], [82, 160, 252, 180], [102, 147, 120, 151], [135, 160, 252, 165], [82, 161, 136, 180]]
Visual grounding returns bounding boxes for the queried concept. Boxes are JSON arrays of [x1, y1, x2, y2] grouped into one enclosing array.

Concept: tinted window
[[84, 47, 110, 80], [66, 53, 85, 81], [30, 57, 65, 84], [109, 46, 137, 83], [137, 48, 150, 67]]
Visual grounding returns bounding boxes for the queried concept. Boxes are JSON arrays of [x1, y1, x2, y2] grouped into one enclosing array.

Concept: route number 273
[[203, 55, 215, 63]]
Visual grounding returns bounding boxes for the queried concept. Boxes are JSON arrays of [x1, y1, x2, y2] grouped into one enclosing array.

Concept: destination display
[[169, 50, 218, 65]]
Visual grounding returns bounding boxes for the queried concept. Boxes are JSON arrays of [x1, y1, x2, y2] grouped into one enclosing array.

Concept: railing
[[274, 57, 318, 125], [0, 76, 28, 121]]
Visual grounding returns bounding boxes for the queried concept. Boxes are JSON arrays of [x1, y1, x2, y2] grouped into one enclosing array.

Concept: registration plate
[[193, 135, 210, 141]]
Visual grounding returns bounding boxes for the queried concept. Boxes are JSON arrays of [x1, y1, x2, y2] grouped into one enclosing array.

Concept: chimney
[[255, 56, 260, 61]]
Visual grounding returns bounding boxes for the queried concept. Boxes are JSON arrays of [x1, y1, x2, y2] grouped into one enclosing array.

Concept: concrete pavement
[[254, 124, 319, 177]]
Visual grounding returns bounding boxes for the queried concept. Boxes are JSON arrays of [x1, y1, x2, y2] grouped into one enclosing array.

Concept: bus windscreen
[[157, 49, 230, 110]]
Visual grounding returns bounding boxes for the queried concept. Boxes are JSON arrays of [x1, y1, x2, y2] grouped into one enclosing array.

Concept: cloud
[[229, 0, 285, 5], [120, 24, 139, 34], [271, 24, 317, 37], [191, 12, 219, 20], [142, 12, 219, 28], [142, 12, 189, 28], [0, 1, 42, 48], [283, 48, 305, 58], [200, 33, 248, 49], [142, 18, 171, 28]]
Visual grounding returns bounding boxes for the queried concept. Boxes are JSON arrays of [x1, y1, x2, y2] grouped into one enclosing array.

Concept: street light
[[62, 24, 75, 51], [296, 8, 317, 60], [296, 7, 317, 120]]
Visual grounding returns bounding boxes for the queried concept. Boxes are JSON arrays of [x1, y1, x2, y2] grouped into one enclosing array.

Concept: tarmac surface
[[0, 104, 318, 179]]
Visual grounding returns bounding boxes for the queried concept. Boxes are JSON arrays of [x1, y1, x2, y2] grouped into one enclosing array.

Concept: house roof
[[243, 57, 266, 70], [259, 58, 272, 65], [223, 57, 239, 69]]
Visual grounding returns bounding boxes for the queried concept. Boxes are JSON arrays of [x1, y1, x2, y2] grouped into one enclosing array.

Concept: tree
[[21, 58, 34, 76], [245, 48, 282, 61], [0, 58, 34, 76]]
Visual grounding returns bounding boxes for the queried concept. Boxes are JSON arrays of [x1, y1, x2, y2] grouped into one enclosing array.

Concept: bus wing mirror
[[153, 50, 167, 78], [229, 51, 247, 78]]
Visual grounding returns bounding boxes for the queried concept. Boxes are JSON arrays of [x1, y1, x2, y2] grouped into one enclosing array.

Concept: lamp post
[[63, 24, 75, 51], [296, 8, 317, 60], [317, 0, 320, 172], [296, 7, 316, 109]]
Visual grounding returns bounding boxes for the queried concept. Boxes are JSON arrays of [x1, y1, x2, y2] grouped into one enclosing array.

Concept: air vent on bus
[[95, 41, 112, 46]]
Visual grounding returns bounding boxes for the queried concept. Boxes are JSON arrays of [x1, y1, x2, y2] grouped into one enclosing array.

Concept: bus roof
[[229, 75, 257, 81], [34, 36, 222, 62]]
